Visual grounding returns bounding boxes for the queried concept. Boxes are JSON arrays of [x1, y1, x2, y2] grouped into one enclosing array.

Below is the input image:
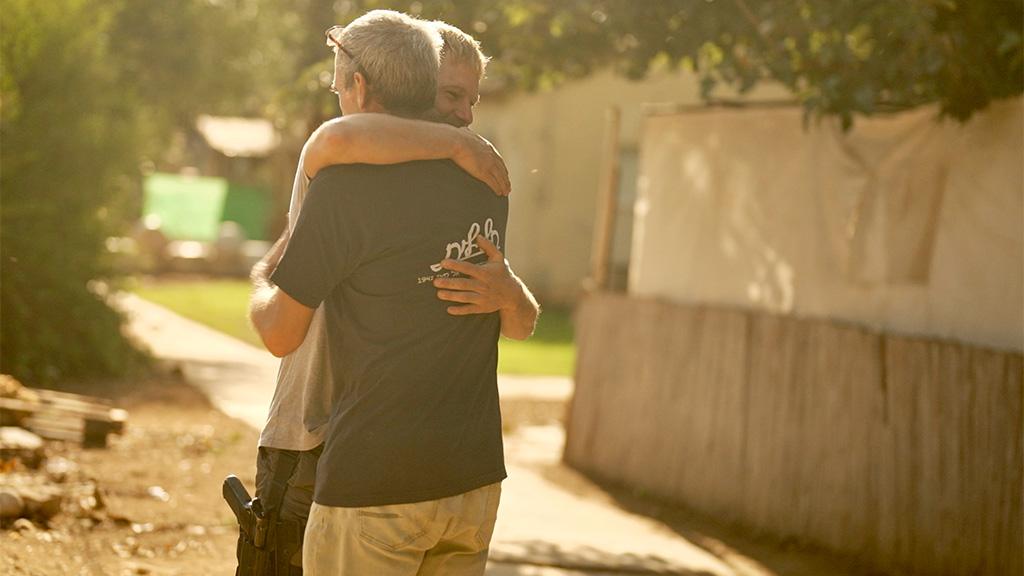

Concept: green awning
[[223, 183, 271, 242]]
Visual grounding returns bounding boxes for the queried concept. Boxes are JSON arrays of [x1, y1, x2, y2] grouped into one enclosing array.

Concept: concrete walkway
[[120, 294, 865, 576]]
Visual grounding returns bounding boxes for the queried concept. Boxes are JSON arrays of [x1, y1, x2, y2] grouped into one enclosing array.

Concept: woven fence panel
[[565, 293, 1023, 576]]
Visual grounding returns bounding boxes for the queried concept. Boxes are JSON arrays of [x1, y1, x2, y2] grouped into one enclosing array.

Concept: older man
[[249, 10, 537, 576]]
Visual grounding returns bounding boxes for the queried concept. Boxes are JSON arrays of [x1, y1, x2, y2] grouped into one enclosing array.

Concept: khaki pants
[[303, 482, 501, 576]]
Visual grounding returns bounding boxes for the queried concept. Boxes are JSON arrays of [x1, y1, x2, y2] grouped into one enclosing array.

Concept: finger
[[474, 234, 504, 262], [475, 160, 502, 195], [440, 258, 482, 277], [488, 172, 504, 197], [494, 167, 510, 196], [433, 277, 482, 291], [497, 157, 510, 183], [436, 289, 481, 304], [474, 170, 500, 196], [499, 169, 511, 197], [485, 169, 502, 197]]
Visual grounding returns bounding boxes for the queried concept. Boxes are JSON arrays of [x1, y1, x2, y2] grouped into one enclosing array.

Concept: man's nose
[[457, 104, 473, 127]]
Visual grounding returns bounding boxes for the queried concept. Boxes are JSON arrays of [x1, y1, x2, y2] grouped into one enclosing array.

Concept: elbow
[[267, 345, 292, 359], [264, 336, 290, 358], [305, 122, 352, 177], [321, 126, 353, 157], [262, 331, 302, 358], [251, 309, 303, 358]]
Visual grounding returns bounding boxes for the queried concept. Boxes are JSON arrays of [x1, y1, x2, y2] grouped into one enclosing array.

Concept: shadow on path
[[537, 465, 890, 576], [490, 540, 717, 575]]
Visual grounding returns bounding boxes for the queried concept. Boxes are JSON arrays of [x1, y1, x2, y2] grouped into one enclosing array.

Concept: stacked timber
[[0, 374, 127, 448], [0, 374, 126, 526]]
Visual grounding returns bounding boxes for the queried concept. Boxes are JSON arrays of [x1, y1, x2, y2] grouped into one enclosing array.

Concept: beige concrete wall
[[471, 70, 787, 304], [631, 98, 1024, 351]]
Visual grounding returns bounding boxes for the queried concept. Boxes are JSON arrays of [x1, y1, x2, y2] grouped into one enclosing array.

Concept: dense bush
[[1, 0, 266, 384], [1, 0, 150, 383]]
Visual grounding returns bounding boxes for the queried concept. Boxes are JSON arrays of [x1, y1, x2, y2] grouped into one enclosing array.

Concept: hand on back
[[433, 234, 517, 315]]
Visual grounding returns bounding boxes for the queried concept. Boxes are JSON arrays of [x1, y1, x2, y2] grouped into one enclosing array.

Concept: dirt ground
[[0, 372, 568, 576], [1, 373, 259, 576]]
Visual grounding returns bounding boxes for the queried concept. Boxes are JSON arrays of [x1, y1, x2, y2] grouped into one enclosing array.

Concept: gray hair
[[328, 10, 442, 116], [433, 21, 490, 79]]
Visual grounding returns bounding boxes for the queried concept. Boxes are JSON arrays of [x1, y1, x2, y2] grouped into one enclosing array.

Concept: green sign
[[143, 173, 269, 241]]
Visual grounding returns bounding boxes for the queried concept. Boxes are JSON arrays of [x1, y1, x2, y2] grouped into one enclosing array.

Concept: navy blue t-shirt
[[271, 160, 508, 507]]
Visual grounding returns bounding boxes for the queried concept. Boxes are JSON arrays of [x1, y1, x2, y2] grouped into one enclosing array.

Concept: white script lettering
[[429, 218, 501, 273]]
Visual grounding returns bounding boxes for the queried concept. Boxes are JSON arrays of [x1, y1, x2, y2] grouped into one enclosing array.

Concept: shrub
[[1, 0, 148, 383]]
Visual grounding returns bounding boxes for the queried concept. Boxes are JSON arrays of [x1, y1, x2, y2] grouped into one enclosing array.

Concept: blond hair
[[432, 21, 490, 78]]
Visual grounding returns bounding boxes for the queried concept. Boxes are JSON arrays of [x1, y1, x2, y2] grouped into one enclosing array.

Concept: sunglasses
[[325, 25, 370, 94]]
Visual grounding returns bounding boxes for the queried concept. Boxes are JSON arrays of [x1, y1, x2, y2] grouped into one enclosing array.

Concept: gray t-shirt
[[258, 149, 334, 451], [272, 161, 508, 507]]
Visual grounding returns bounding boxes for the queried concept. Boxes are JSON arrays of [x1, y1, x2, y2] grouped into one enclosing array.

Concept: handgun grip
[[223, 474, 254, 522]]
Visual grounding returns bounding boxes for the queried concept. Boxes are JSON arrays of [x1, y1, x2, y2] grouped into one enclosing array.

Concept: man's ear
[[353, 72, 369, 111]]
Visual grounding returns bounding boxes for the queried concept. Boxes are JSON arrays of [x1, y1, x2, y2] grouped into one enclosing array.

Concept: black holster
[[234, 517, 302, 576], [228, 449, 301, 576], [273, 518, 305, 575]]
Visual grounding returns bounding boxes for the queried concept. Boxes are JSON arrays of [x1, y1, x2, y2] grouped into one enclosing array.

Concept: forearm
[[302, 114, 461, 178], [249, 284, 286, 356], [248, 282, 275, 336], [249, 285, 317, 357], [499, 276, 540, 341], [248, 233, 313, 357], [251, 230, 289, 289]]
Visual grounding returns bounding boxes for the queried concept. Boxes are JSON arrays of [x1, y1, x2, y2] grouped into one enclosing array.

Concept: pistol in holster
[[223, 474, 273, 575], [224, 471, 304, 576]]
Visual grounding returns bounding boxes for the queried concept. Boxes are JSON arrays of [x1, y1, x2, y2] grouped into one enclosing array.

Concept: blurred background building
[[135, 115, 281, 275], [566, 96, 1022, 576], [473, 70, 789, 303]]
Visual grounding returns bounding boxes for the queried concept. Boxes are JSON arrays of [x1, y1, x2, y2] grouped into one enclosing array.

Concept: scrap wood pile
[[0, 374, 128, 529]]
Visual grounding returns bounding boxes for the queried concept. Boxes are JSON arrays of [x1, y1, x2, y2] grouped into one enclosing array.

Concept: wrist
[[499, 275, 528, 313], [448, 126, 471, 160]]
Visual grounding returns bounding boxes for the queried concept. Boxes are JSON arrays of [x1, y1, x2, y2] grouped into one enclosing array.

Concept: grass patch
[[134, 278, 575, 376], [498, 305, 575, 376], [134, 279, 263, 348]]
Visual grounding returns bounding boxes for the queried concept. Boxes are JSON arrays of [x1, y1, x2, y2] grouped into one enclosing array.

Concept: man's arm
[[248, 232, 316, 357], [251, 229, 288, 281], [433, 235, 540, 340], [303, 114, 510, 196]]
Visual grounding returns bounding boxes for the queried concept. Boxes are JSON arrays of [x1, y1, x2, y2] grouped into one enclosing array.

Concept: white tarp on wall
[[631, 99, 1023, 351]]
